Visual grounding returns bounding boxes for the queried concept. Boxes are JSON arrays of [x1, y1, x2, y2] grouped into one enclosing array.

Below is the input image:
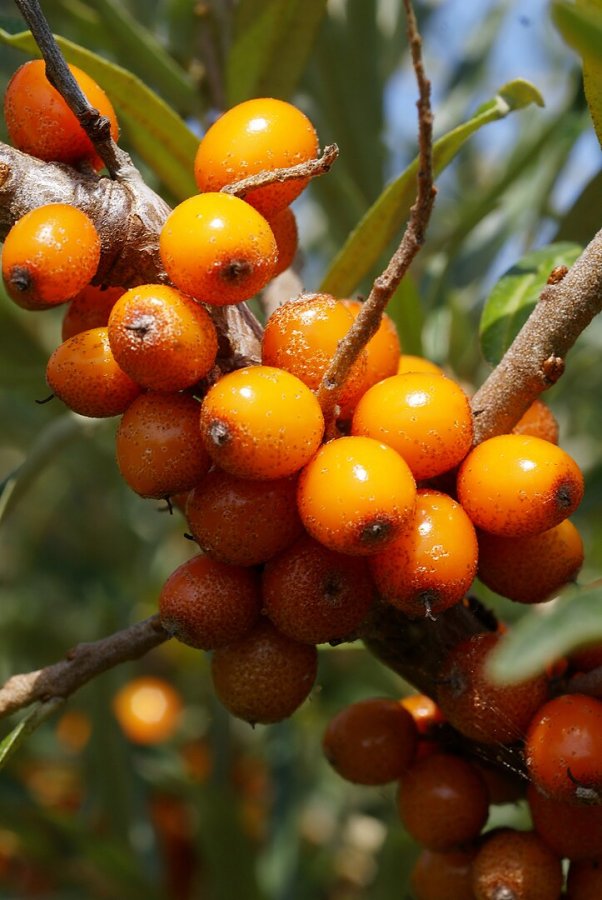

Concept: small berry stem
[[221, 143, 339, 200]]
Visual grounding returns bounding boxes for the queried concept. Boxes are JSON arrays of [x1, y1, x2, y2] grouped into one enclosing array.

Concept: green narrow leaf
[[0, 28, 198, 200], [0, 699, 65, 770], [320, 79, 544, 298], [552, 0, 602, 148], [479, 242, 582, 366]]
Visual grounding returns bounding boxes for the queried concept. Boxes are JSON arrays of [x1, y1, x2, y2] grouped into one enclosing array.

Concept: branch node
[[542, 355, 565, 385], [547, 265, 569, 286]]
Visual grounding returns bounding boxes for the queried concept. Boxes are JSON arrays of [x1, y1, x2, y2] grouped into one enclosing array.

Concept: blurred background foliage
[[0, 0, 601, 896]]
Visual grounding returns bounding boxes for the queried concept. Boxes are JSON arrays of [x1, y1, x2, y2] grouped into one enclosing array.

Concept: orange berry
[[107, 284, 218, 391], [199, 365, 325, 480], [2, 204, 100, 310], [322, 698, 418, 785], [528, 783, 602, 860], [267, 207, 298, 276], [397, 354, 444, 376], [262, 534, 376, 644], [477, 519, 584, 604], [159, 193, 277, 305], [4, 59, 119, 170], [351, 372, 473, 480], [471, 829, 563, 900], [46, 326, 141, 417], [62, 284, 124, 341], [112, 676, 182, 745], [297, 435, 417, 556], [211, 619, 318, 724], [370, 489, 478, 618], [570, 642, 602, 674], [341, 300, 401, 386], [185, 469, 303, 566], [567, 859, 602, 900], [115, 392, 211, 499], [399, 693, 446, 736], [159, 553, 261, 650], [193, 97, 319, 217], [457, 434, 584, 537], [410, 845, 478, 900], [474, 761, 527, 805], [513, 399, 559, 444]]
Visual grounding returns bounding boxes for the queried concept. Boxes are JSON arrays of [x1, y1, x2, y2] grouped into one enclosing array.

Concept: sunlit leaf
[[0, 699, 64, 770], [552, 0, 602, 148]]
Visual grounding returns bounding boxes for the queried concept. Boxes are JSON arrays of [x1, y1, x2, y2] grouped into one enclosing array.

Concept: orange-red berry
[[341, 299, 401, 387], [397, 354, 443, 376], [267, 207, 299, 276], [528, 783, 602, 861], [61, 284, 124, 341], [566, 859, 602, 900], [410, 845, 478, 900], [471, 828, 563, 900], [513, 399, 559, 444]]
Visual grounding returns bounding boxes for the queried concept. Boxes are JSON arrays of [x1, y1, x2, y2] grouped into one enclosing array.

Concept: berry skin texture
[[436, 632, 549, 745], [397, 354, 444, 376], [512, 399, 559, 444], [457, 434, 584, 537], [477, 519, 584, 604], [210, 619, 318, 725], [397, 753, 489, 851], [351, 372, 474, 481], [528, 782, 602, 861], [62, 284, 124, 341], [297, 435, 417, 556], [193, 97, 319, 216], [2, 204, 100, 310], [322, 698, 418, 785], [185, 470, 303, 567], [267, 207, 298, 276], [410, 846, 478, 900], [341, 300, 401, 387], [262, 535, 376, 645], [199, 365, 325, 480], [159, 193, 277, 305], [46, 326, 141, 418], [566, 859, 602, 900], [369, 489, 478, 619], [471, 829, 563, 900], [115, 393, 211, 499], [524, 693, 602, 804], [112, 677, 182, 745], [4, 59, 119, 170], [158, 554, 261, 650], [107, 284, 218, 392]]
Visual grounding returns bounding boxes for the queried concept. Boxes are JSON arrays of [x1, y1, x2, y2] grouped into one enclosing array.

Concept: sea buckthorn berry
[[211, 619, 318, 724], [193, 97, 319, 217], [341, 299, 401, 389], [62, 284, 124, 341], [4, 59, 119, 170], [159, 193, 277, 305], [2, 204, 100, 310], [528, 783, 602, 860], [370, 489, 478, 619], [397, 354, 444, 376], [513, 399, 559, 444], [567, 859, 602, 899], [400, 693, 446, 736], [267, 207, 298, 276], [477, 519, 584, 604], [474, 761, 527, 805], [115, 393, 211, 499], [471, 829, 563, 900], [158, 554, 261, 650], [436, 632, 549, 745], [112, 677, 182, 745], [297, 436, 417, 556], [457, 434, 584, 537], [397, 753, 489, 851], [351, 372, 473, 481], [262, 535, 376, 645], [107, 284, 218, 391], [322, 698, 418, 785], [524, 693, 602, 804], [570, 642, 602, 674], [261, 293, 368, 416], [411, 846, 477, 900], [199, 365, 325, 480], [185, 470, 303, 566], [46, 326, 141, 418]]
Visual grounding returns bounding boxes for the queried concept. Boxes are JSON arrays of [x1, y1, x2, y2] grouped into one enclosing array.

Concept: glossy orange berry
[[351, 372, 474, 481], [297, 435, 417, 556], [397, 753, 489, 851], [477, 519, 584, 604], [474, 761, 527, 805], [399, 693, 446, 736], [194, 97, 319, 217], [528, 783, 602, 861], [2, 204, 100, 310], [322, 698, 418, 785], [341, 300, 401, 387], [457, 434, 584, 537], [436, 632, 549, 745], [112, 676, 182, 745], [567, 859, 602, 899], [46, 326, 141, 417], [513, 399, 559, 444], [211, 619, 318, 724], [115, 393, 211, 499], [471, 828, 563, 900], [61, 284, 124, 341], [262, 534, 376, 644], [159, 553, 261, 650], [4, 59, 119, 170], [185, 470, 303, 566], [397, 354, 443, 376], [159, 193, 277, 305], [107, 284, 218, 392], [370, 489, 478, 619], [525, 693, 602, 804], [267, 207, 298, 276], [410, 845, 478, 900], [199, 365, 325, 480]]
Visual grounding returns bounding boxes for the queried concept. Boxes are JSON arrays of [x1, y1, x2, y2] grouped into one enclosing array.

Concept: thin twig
[[222, 143, 339, 200]]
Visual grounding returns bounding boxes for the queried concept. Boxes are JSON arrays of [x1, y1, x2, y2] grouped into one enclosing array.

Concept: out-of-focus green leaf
[[0, 699, 64, 770], [227, 0, 327, 105], [385, 277, 424, 356], [320, 79, 544, 298], [552, 0, 602, 148], [486, 584, 602, 683], [479, 242, 582, 366], [555, 167, 602, 244], [0, 28, 198, 200]]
